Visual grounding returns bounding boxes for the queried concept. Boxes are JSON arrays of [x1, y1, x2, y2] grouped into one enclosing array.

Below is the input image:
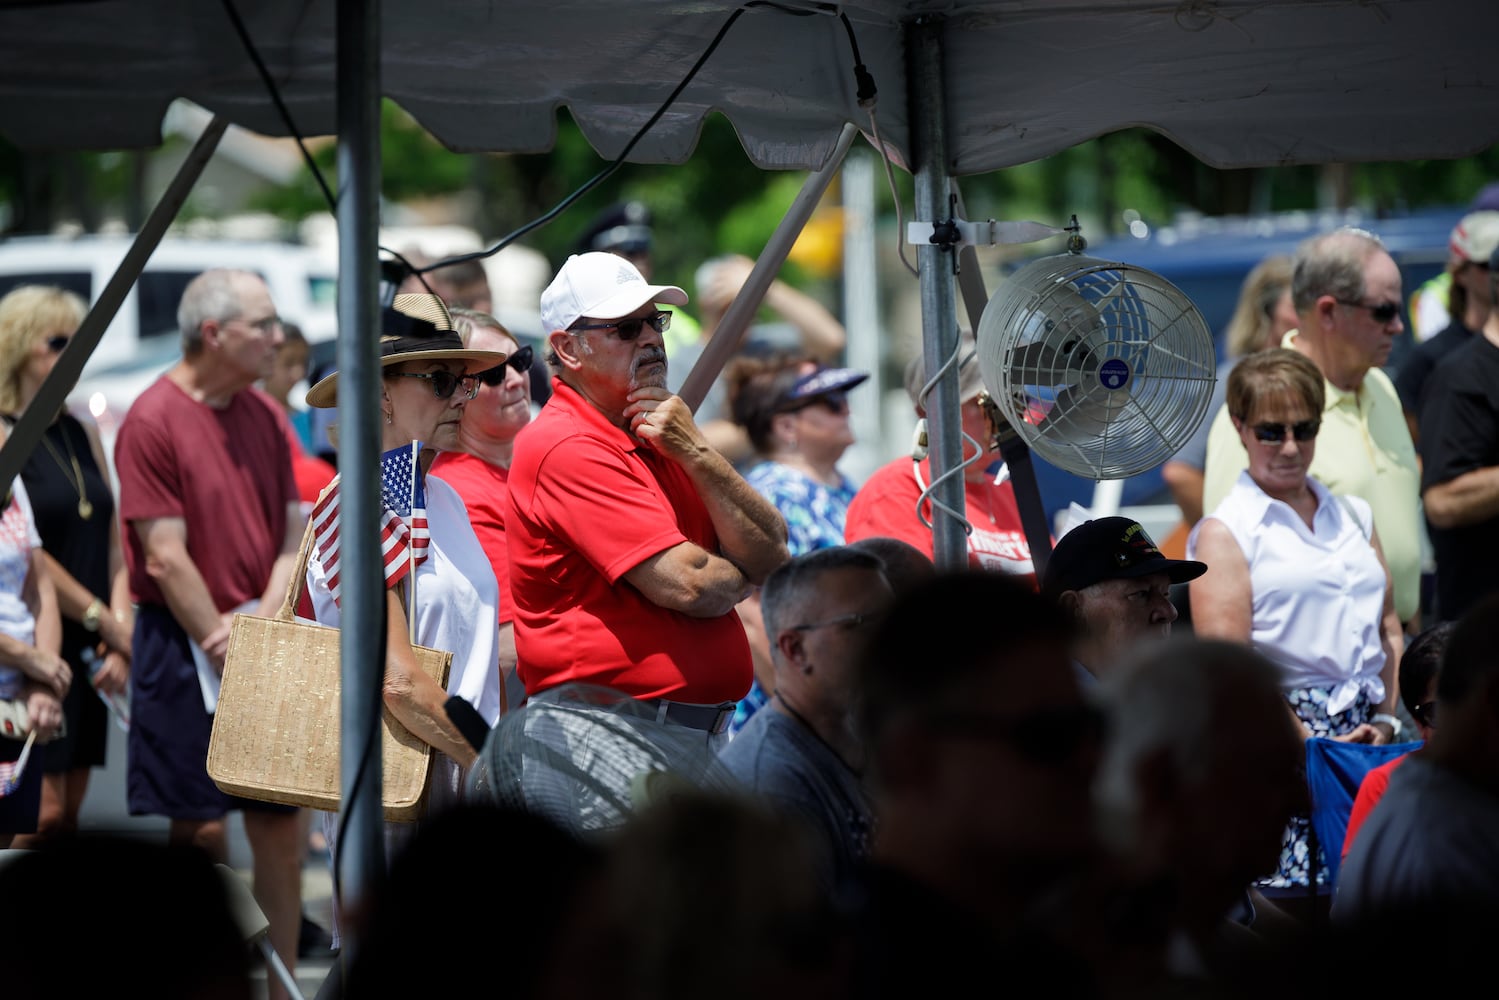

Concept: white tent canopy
[[1, 0, 1494, 172]]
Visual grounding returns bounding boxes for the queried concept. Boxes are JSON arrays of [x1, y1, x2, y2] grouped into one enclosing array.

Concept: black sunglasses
[[389, 369, 479, 400], [45, 334, 71, 354], [1411, 700, 1437, 728], [475, 345, 534, 386], [1252, 419, 1321, 444], [780, 391, 849, 416], [929, 704, 1105, 767], [1335, 299, 1401, 324], [571, 310, 672, 342]]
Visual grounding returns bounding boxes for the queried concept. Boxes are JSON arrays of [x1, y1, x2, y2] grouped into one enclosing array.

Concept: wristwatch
[[1372, 712, 1403, 738], [82, 598, 105, 633]]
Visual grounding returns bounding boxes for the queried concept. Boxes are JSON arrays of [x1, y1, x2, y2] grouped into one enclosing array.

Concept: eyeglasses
[[389, 369, 479, 400], [229, 314, 283, 334], [475, 345, 534, 386], [790, 610, 885, 633], [782, 391, 849, 416], [1410, 700, 1437, 728], [1251, 419, 1321, 444], [570, 310, 672, 342], [44, 334, 70, 354], [928, 704, 1106, 767], [1334, 299, 1401, 324]]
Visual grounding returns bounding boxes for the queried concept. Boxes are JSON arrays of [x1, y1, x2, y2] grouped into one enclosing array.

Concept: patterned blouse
[[745, 460, 857, 558], [731, 461, 858, 734]]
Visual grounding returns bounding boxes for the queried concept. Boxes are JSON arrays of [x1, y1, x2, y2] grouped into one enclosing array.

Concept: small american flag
[[0, 730, 35, 797], [310, 442, 429, 606]]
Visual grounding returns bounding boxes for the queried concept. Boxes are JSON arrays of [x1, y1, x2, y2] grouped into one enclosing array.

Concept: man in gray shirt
[[718, 546, 893, 889]]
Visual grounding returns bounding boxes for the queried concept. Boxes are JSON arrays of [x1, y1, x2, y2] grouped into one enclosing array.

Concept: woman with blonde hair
[[0, 285, 130, 844]]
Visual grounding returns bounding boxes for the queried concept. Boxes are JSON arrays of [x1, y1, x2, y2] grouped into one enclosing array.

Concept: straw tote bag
[[207, 514, 452, 821]]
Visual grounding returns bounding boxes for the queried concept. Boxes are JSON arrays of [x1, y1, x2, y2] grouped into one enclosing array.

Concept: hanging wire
[[909, 336, 983, 535], [225, 0, 882, 280]]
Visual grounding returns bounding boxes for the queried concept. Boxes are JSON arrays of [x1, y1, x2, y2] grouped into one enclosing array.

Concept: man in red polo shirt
[[506, 252, 789, 737]]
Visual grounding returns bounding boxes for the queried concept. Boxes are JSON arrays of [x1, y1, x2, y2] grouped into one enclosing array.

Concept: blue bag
[[1304, 736, 1423, 888]]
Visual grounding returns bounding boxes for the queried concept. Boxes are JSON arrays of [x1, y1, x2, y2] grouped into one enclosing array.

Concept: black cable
[[423, 1, 874, 273], [220, 0, 437, 289], [219, 0, 877, 287], [219, 0, 338, 213], [422, 3, 758, 272]]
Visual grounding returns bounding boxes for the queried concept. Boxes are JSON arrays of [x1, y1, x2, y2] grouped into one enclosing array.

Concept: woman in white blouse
[[1189, 347, 1403, 910]]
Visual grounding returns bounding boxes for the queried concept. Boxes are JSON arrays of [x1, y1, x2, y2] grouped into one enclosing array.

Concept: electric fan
[[468, 683, 743, 839], [975, 251, 1216, 480]]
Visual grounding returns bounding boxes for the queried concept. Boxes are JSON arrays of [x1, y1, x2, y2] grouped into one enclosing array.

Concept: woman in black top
[[0, 285, 132, 842]]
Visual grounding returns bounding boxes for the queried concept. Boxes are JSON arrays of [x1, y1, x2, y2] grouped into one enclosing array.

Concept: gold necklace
[[38, 424, 92, 520]]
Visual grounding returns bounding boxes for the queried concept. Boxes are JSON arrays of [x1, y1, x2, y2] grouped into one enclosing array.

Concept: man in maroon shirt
[[115, 269, 305, 997]]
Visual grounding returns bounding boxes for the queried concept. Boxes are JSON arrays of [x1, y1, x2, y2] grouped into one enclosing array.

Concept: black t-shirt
[[1395, 320, 1475, 417], [1418, 334, 1499, 621]]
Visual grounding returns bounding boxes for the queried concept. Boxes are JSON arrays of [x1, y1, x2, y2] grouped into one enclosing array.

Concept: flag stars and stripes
[[310, 442, 430, 606]]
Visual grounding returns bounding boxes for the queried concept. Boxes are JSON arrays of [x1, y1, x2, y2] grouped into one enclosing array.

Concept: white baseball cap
[[540, 251, 687, 333], [1449, 211, 1499, 264]]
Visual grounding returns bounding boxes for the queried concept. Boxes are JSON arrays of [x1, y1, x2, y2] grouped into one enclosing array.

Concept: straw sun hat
[[304, 293, 506, 408]]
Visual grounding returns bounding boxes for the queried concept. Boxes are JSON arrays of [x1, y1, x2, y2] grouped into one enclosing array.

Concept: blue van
[[1016, 207, 1457, 525]]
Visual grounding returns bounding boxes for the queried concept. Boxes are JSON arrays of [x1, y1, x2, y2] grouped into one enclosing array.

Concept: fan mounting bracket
[[906, 217, 1065, 249]]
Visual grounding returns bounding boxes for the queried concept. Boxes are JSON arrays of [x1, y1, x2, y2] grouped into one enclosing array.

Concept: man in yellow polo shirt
[[1202, 227, 1422, 627]]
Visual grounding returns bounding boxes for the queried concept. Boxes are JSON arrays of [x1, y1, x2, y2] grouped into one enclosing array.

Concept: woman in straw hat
[[302, 293, 507, 816]]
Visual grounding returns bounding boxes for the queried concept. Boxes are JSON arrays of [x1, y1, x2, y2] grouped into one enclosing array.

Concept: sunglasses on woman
[[389, 369, 479, 400], [570, 310, 672, 342], [1252, 419, 1320, 444], [781, 391, 849, 416], [474, 344, 534, 387], [45, 334, 71, 353]]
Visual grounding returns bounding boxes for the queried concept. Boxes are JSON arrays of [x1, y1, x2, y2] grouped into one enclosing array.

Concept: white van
[[0, 234, 337, 450]]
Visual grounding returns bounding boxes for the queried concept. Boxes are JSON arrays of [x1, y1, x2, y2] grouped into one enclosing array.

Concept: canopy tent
[[2, 0, 1496, 173], [1, 0, 1493, 946]]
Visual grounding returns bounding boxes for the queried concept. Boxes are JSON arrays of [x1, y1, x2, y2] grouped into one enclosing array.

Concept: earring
[[384, 410, 393, 425]]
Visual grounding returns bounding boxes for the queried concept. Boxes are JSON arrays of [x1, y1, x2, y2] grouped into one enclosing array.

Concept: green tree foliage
[[249, 100, 472, 219]]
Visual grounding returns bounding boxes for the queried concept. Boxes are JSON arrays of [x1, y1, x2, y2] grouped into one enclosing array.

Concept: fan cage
[[469, 683, 742, 838], [976, 254, 1217, 480]]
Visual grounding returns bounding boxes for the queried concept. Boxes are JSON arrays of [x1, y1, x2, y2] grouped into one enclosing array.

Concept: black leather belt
[[645, 698, 736, 735]]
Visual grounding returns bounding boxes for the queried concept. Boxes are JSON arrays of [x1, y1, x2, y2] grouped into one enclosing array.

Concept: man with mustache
[[506, 252, 788, 738]]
